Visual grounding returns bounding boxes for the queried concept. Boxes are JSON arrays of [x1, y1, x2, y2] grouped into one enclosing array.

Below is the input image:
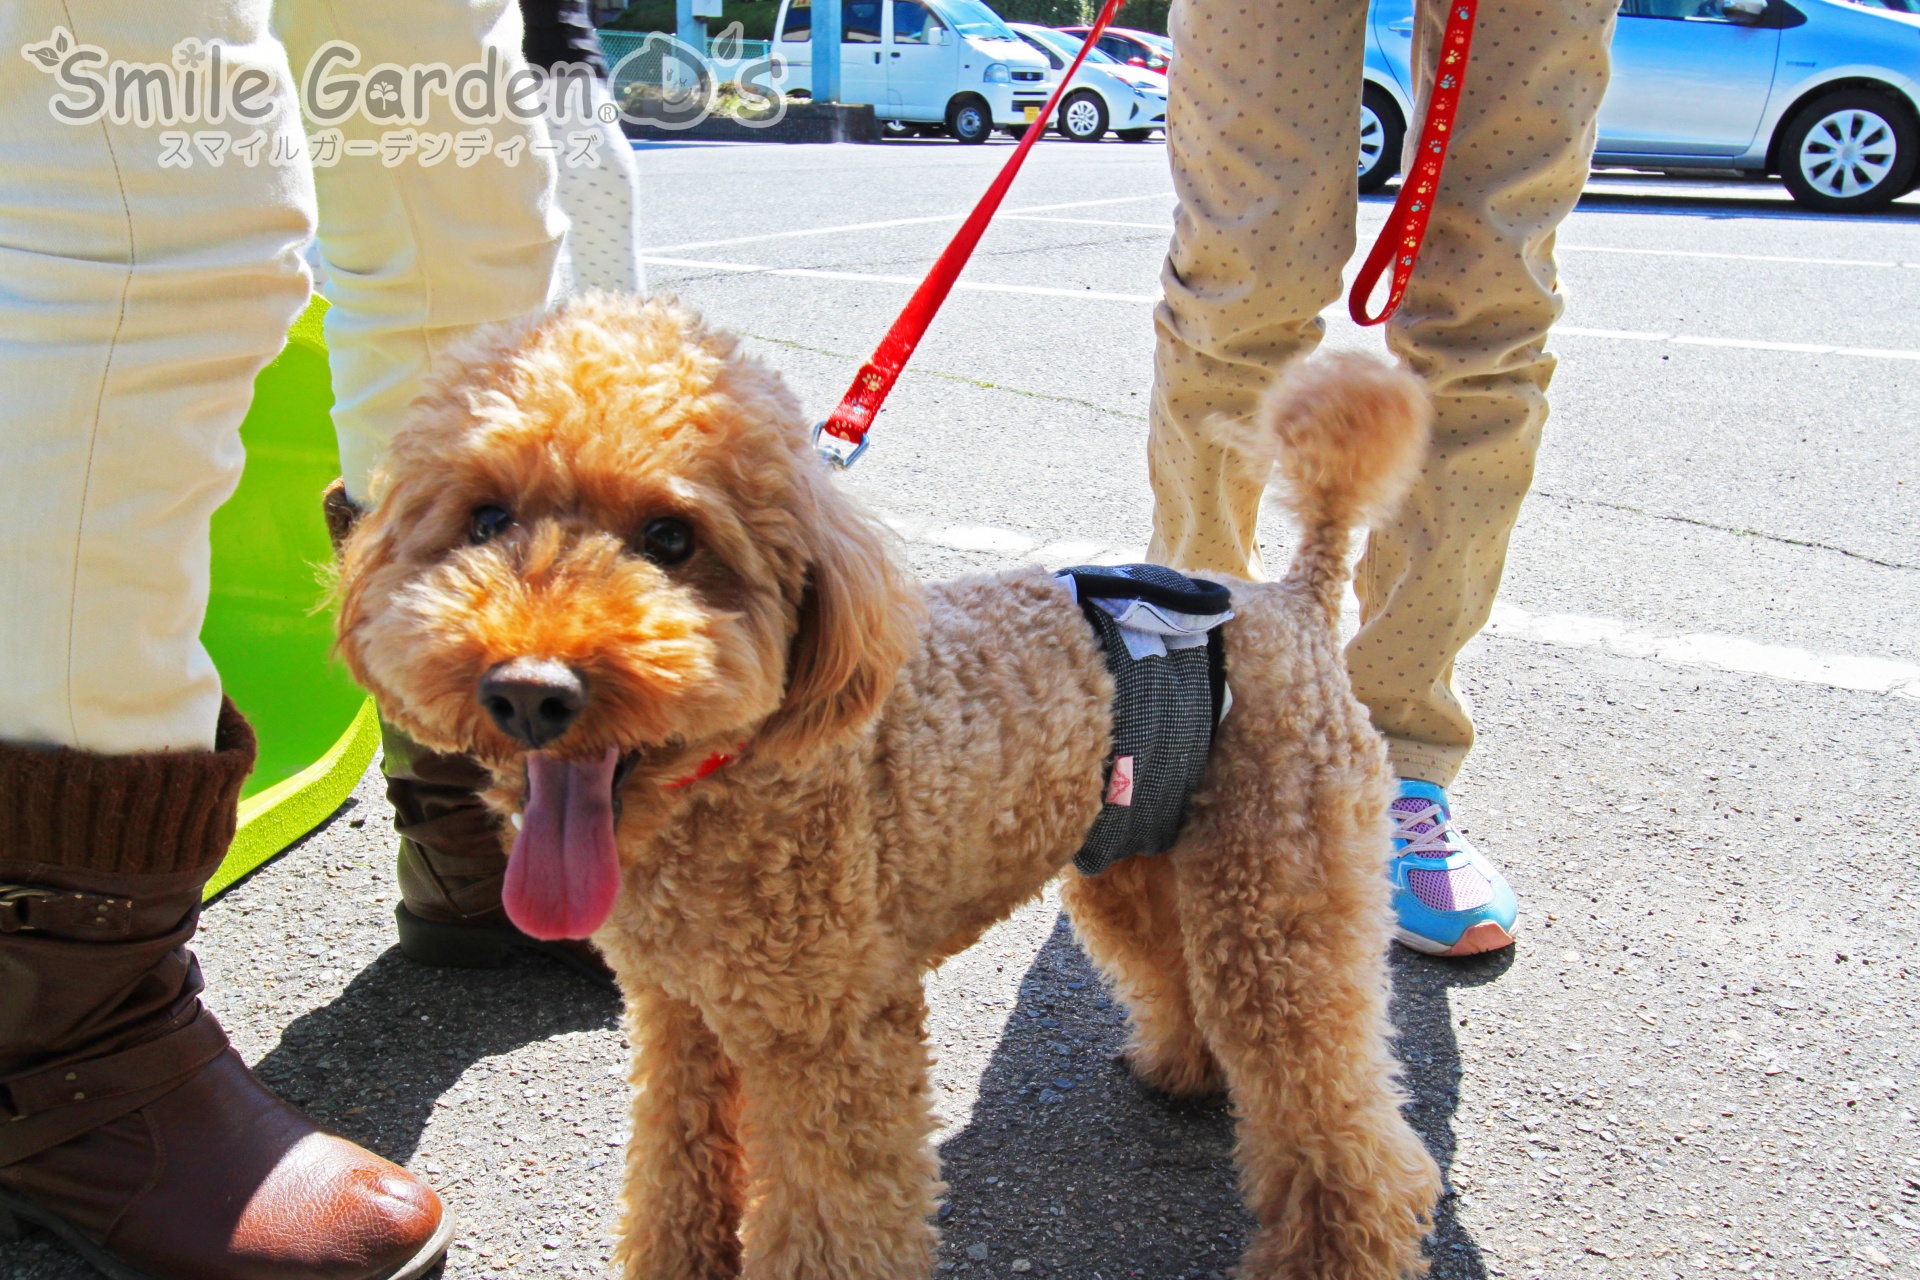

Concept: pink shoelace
[[1391, 796, 1494, 913]]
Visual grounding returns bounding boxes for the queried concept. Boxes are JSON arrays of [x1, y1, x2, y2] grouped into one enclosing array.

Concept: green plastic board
[[200, 296, 379, 900]]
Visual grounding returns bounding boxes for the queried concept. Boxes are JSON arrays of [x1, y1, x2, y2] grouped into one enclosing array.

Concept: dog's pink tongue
[[503, 748, 622, 940]]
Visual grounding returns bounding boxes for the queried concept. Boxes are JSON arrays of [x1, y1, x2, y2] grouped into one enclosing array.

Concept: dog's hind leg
[[730, 988, 940, 1280], [1172, 750, 1440, 1278], [616, 984, 746, 1280], [1062, 856, 1222, 1097]]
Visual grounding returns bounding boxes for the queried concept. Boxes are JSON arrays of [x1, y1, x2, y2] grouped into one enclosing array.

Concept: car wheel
[[1057, 90, 1108, 143], [1116, 127, 1155, 142], [1778, 90, 1918, 213], [1358, 84, 1405, 194], [947, 96, 992, 145]]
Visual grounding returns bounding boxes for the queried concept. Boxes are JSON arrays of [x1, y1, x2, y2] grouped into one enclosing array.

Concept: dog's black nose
[[479, 658, 587, 747]]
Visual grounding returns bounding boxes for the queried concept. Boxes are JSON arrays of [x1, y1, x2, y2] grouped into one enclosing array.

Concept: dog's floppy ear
[[754, 462, 921, 764]]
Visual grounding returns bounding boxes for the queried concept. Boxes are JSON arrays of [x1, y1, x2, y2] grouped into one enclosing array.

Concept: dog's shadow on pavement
[[248, 949, 620, 1167], [934, 913, 1510, 1279]]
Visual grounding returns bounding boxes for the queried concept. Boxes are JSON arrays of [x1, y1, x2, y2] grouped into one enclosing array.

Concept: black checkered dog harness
[[1056, 565, 1233, 877]]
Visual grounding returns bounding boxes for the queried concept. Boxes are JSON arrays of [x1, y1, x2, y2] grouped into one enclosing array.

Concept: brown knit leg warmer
[[0, 701, 255, 1164], [0, 702, 448, 1280]]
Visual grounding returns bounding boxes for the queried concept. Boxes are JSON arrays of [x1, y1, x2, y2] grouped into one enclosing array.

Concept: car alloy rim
[[1799, 108, 1897, 199], [960, 107, 984, 134], [1358, 102, 1384, 176], [1065, 97, 1101, 136]]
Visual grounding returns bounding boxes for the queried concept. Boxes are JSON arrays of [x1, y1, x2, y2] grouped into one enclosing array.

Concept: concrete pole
[[809, 0, 842, 103], [675, 0, 707, 58]]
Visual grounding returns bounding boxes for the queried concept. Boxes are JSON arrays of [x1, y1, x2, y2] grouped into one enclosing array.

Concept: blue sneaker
[[1389, 780, 1517, 956]]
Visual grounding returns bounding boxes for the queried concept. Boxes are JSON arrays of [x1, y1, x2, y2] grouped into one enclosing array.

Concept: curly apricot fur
[[337, 295, 1442, 1280]]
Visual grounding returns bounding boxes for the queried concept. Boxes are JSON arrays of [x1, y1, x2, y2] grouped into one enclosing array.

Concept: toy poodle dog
[[335, 293, 1443, 1280]]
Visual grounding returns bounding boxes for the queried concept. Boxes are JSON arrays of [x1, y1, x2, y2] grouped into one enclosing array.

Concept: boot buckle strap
[[3, 1008, 229, 1122], [0, 884, 134, 937]]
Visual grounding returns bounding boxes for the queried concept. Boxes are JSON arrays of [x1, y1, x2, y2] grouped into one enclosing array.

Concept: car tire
[[947, 95, 992, 145], [1358, 83, 1405, 194], [1778, 90, 1918, 213], [1116, 127, 1155, 142], [1057, 90, 1108, 143]]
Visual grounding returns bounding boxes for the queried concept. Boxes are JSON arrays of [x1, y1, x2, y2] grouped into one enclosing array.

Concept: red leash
[[814, 0, 1129, 467], [1347, 0, 1479, 326], [814, 0, 1477, 464]]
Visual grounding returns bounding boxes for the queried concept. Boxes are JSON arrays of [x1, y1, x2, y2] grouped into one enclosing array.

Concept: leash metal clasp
[[812, 421, 870, 470]]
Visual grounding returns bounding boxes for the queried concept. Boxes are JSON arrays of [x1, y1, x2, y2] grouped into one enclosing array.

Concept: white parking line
[[880, 512, 1920, 701], [1001, 214, 1175, 231], [1558, 244, 1918, 270], [645, 213, 974, 255], [645, 192, 1175, 253], [647, 255, 1920, 359], [1483, 602, 1920, 700], [641, 255, 1159, 303], [1556, 326, 1920, 361], [1011, 193, 1177, 214], [1007, 220, 1920, 271]]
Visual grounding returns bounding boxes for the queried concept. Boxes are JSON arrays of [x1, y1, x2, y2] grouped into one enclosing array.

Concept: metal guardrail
[[598, 29, 773, 69]]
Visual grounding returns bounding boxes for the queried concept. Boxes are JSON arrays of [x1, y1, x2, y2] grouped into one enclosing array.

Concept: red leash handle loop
[[815, 0, 1130, 466], [1347, 0, 1478, 327]]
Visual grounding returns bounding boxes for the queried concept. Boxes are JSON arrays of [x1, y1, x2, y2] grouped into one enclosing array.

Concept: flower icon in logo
[[173, 38, 210, 73], [364, 67, 407, 120]]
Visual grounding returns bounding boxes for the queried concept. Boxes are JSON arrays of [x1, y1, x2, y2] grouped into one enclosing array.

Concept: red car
[[1056, 26, 1170, 73]]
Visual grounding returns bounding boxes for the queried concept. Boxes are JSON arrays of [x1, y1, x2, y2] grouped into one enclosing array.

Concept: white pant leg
[[274, 0, 566, 500], [0, 0, 316, 753], [547, 77, 645, 296]]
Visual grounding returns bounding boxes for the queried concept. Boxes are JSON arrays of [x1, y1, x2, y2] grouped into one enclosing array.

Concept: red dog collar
[[662, 748, 739, 790]]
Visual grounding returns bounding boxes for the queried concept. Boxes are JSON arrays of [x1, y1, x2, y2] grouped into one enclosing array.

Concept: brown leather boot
[[327, 480, 613, 991], [0, 704, 452, 1280]]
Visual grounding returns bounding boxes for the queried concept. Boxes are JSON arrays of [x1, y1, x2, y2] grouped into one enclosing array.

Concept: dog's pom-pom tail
[[1228, 353, 1431, 612]]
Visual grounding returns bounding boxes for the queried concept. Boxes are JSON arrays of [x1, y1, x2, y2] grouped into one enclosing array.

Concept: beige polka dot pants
[[1148, 0, 1616, 787]]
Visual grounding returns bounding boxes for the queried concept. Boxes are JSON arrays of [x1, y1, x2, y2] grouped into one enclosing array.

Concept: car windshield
[[937, 0, 1022, 40], [1015, 32, 1064, 68], [1024, 27, 1121, 63]]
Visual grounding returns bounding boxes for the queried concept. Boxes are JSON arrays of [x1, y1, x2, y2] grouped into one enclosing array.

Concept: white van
[[773, 0, 1053, 142]]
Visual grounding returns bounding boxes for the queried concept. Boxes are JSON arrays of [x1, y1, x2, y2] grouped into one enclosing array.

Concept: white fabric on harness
[[1055, 575, 1234, 660]]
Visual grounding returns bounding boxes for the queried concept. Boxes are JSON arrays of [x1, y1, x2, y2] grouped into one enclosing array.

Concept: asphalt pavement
[[6, 138, 1918, 1280]]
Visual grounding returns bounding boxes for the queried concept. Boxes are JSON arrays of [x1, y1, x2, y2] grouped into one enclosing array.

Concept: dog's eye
[[638, 516, 694, 566], [469, 505, 514, 545]]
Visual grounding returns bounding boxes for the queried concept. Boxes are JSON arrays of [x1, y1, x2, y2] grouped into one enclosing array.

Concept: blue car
[[1361, 0, 1920, 210]]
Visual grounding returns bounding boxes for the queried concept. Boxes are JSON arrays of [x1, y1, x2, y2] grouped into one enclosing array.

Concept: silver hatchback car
[[1363, 0, 1920, 211]]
